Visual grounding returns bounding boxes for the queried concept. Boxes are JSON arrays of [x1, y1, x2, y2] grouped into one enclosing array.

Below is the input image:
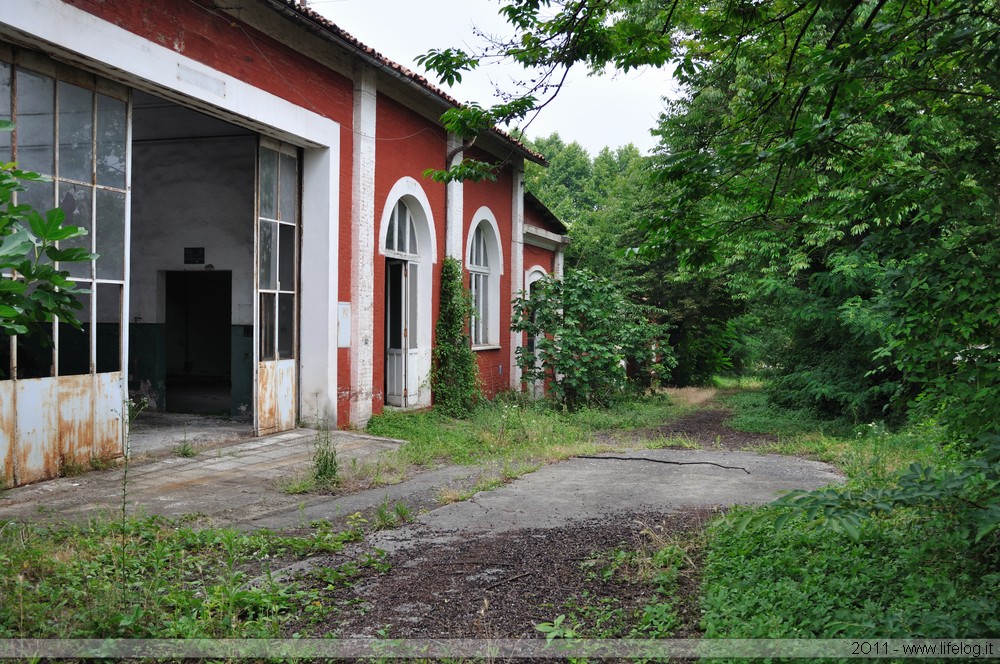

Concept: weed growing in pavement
[[174, 440, 196, 458], [312, 429, 340, 488], [0, 514, 362, 638]]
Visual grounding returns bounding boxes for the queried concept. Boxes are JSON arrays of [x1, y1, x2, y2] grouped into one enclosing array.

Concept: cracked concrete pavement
[[0, 431, 842, 535]]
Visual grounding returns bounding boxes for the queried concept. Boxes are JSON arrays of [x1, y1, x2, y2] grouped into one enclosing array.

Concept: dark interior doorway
[[165, 271, 232, 414]]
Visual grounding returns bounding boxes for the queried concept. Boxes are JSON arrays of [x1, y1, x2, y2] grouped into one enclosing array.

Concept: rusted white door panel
[[386, 349, 404, 406], [257, 360, 298, 435], [58, 374, 95, 468], [0, 381, 14, 487], [405, 349, 420, 407], [93, 372, 125, 459], [14, 377, 59, 485]]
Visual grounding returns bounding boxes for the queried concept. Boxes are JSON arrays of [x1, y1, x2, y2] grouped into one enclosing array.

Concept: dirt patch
[[287, 505, 720, 640], [610, 406, 778, 451]]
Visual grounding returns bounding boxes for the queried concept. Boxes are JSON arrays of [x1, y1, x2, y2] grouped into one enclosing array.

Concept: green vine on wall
[[431, 257, 481, 418]]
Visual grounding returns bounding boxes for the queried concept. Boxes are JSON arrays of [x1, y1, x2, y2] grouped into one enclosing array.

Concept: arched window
[[385, 199, 418, 257], [467, 215, 502, 347]]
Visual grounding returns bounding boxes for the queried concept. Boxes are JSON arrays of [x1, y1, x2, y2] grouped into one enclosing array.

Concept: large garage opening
[[128, 91, 256, 452]]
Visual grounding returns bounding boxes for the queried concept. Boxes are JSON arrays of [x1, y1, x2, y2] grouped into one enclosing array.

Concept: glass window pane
[[15, 69, 55, 176], [385, 207, 396, 252], [0, 62, 11, 162], [278, 223, 294, 292], [258, 220, 276, 290], [16, 323, 53, 378], [408, 217, 417, 255], [259, 292, 275, 361], [18, 177, 54, 217], [58, 183, 93, 280], [278, 151, 297, 224], [278, 293, 294, 359], [407, 263, 418, 350], [386, 262, 401, 349], [258, 147, 277, 219], [58, 290, 90, 376], [96, 282, 121, 373], [57, 81, 93, 183], [96, 94, 127, 188], [95, 188, 125, 280]]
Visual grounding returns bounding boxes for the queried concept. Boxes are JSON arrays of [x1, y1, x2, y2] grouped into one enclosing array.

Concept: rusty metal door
[[255, 140, 299, 436]]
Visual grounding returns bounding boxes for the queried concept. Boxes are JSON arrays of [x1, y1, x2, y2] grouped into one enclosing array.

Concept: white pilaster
[[350, 63, 377, 427], [510, 161, 525, 388], [445, 134, 465, 260]]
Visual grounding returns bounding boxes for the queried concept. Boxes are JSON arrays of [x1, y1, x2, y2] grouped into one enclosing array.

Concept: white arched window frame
[[466, 208, 503, 348]]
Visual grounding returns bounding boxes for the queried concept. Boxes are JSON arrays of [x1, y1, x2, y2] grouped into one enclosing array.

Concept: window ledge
[[472, 344, 502, 352]]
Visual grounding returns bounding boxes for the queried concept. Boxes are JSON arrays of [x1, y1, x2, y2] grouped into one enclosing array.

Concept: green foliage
[[0, 515, 358, 638], [524, 133, 746, 387], [513, 269, 674, 409], [0, 132, 93, 339], [431, 257, 481, 418], [704, 506, 1000, 639]]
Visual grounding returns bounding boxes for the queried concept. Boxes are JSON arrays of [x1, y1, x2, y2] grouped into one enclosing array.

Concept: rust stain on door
[[0, 381, 14, 487], [14, 378, 59, 485], [59, 374, 95, 470], [257, 360, 296, 436]]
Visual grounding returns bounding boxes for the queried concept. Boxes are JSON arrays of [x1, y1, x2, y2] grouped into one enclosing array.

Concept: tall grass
[[365, 391, 688, 472]]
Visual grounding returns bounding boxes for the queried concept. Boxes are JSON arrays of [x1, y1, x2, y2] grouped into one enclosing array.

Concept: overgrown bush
[[513, 269, 674, 409], [430, 256, 480, 418]]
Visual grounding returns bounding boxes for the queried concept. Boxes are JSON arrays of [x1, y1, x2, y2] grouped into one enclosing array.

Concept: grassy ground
[[632, 387, 1000, 644], [6, 386, 993, 644], [346, 389, 697, 492], [1, 388, 695, 640]]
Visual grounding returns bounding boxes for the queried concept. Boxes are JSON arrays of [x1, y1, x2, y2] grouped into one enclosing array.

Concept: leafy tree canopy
[[425, 0, 999, 446]]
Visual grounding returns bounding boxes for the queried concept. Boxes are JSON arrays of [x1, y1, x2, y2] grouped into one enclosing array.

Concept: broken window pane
[[16, 323, 53, 379], [278, 223, 294, 291], [278, 292, 294, 359], [15, 69, 54, 176], [58, 183, 93, 280], [95, 93, 126, 188], [258, 219, 276, 290], [96, 282, 121, 373], [95, 188, 125, 280], [259, 292, 275, 361], [258, 147, 277, 220], [58, 291, 91, 376], [278, 151, 296, 223], [57, 81, 93, 183]]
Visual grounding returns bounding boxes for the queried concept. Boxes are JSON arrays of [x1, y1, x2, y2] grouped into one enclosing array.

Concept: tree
[[526, 133, 746, 386], [513, 269, 673, 409]]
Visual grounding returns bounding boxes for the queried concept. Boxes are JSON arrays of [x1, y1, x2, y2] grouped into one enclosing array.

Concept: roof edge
[[266, 0, 547, 165]]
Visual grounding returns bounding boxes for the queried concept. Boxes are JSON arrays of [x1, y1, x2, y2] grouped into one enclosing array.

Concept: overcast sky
[[309, 0, 678, 156]]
